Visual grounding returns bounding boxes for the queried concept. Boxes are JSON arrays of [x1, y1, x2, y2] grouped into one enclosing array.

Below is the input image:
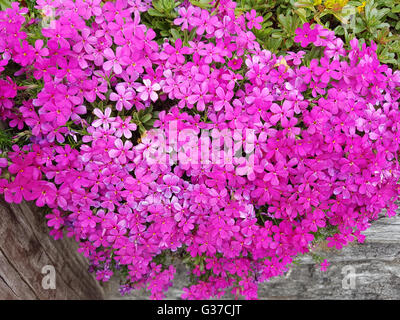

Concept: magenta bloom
[[269, 101, 294, 125], [136, 79, 161, 102], [103, 47, 129, 74], [112, 116, 137, 139], [174, 6, 195, 30], [14, 40, 35, 66], [228, 58, 243, 70], [188, 82, 212, 111], [320, 259, 330, 272], [46, 209, 64, 230], [294, 23, 318, 47], [0, 158, 7, 169], [109, 139, 134, 164], [245, 10, 263, 30], [161, 38, 186, 65], [31, 181, 57, 207], [214, 87, 234, 112], [92, 107, 115, 128], [157, 174, 181, 198], [109, 85, 133, 111]]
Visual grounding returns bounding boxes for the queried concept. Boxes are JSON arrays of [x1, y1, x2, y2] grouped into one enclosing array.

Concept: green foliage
[[309, 252, 326, 264], [0, 128, 13, 152], [0, 0, 11, 10], [239, 0, 303, 54], [290, 0, 400, 67], [236, 0, 400, 67], [343, 0, 400, 67], [23, 0, 41, 15], [133, 106, 159, 135], [0, 126, 31, 154], [142, 0, 182, 42], [0, 0, 39, 15], [141, 0, 207, 45], [189, 0, 215, 9], [311, 223, 339, 244]]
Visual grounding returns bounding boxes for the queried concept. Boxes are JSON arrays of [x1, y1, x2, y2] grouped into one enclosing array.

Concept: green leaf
[[189, 0, 213, 9], [138, 124, 146, 135], [164, 0, 175, 11], [147, 8, 165, 17], [188, 27, 197, 41], [141, 113, 153, 124], [285, 38, 294, 48], [160, 30, 170, 37], [331, 11, 349, 24], [294, 8, 309, 23], [265, 37, 283, 52], [0, 127, 13, 152], [170, 28, 181, 41], [334, 25, 345, 36], [393, 5, 400, 13], [152, 0, 164, 12], [0, 0, 11, 10], [144, 119, 156, 128], [293, 0, 316, 11]]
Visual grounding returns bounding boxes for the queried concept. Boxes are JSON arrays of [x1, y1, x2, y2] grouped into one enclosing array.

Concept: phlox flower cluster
[[0, 0, 399, 299]]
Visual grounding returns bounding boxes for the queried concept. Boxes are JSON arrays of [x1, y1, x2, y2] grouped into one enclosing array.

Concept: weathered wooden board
[[0, 199, 105, 299]]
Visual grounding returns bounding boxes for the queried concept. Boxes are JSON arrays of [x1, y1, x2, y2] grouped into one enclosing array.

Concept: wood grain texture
[[0, 199, 105, 300]]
